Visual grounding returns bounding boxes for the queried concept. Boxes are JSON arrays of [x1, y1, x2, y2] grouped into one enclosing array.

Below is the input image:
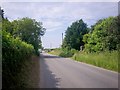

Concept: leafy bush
[[59, 48, 78, 57], [2, 30, 34, 88], [49, 48, 62, 56], [71, 49, 79, 54], [59, 51, 73, 57]]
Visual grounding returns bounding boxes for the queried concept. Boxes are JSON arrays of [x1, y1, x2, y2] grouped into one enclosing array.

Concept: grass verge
[[48, 49, 62, 56], [72, 51, 118, 72], [48, 49, 119, 72], [23, 55, 40, 88]]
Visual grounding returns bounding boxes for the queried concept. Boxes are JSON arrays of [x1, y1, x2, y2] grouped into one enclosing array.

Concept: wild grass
[[49, 48, 78, 57], [49, 48, 119, 72], [72, 51, 119, 72], [49, 48, 62, 56]]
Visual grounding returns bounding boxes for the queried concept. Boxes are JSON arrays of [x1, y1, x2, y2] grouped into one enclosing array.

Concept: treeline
[[1, 8, 45, 88], [50, 16, 120, 71], [83, 16, 120, 52], [62, 16, 120, 52], [60, 16, 120, 57]]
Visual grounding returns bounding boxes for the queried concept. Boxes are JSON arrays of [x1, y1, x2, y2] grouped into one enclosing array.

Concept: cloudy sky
[[1, 1, 118, 48]]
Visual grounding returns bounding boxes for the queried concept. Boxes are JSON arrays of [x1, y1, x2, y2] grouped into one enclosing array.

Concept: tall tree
[[62, 19, 88, 50], [83, 16, 120, 52], [11, 17, 45, 52]]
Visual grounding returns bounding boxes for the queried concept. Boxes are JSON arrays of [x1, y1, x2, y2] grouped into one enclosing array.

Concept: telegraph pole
[[50, 43, 51, 49], [49, 43, 52, 51], [62, 33, 63, 44]]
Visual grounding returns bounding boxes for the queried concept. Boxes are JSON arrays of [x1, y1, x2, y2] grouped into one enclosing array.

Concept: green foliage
[[59, 48, 78, 57], [2, 10, 45, 88], [83, 16, 120, 52], [49, 48, 62, 56], [49, 48, 78, 58], [2, 18, 14, 34], [72, 51, 118, 72], [2, 30, 34, 88], [62, 19, 88, 50], [83, 33, 89, 44], [3, 17, 45, 53], [59, 49, 73, 57], [70, 48, 79, 54]]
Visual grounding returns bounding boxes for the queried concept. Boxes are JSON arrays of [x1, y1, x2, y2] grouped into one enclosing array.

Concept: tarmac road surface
[[40, 53, 118, 88]]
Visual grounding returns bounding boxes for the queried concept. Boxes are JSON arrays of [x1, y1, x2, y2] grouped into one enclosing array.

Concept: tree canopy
[[83, 16, 120, 52], [62, 19, 88, 50], [3, 17, 46, 52]]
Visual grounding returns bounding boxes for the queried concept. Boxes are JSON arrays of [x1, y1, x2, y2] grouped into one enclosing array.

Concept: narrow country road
[[40, 53, 118, 88]]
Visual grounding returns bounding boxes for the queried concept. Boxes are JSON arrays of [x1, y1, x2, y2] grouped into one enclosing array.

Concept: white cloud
[[2, 2, 117, 26], [2, 0, 120, 2], [1, 2, 118, 31], [1, 2, 118, 48], [43, 20, 63, 31]]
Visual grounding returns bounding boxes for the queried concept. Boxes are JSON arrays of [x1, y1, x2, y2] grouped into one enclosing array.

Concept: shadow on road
[[43, 54, 61, 59], [40, 54, 61, 88]]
